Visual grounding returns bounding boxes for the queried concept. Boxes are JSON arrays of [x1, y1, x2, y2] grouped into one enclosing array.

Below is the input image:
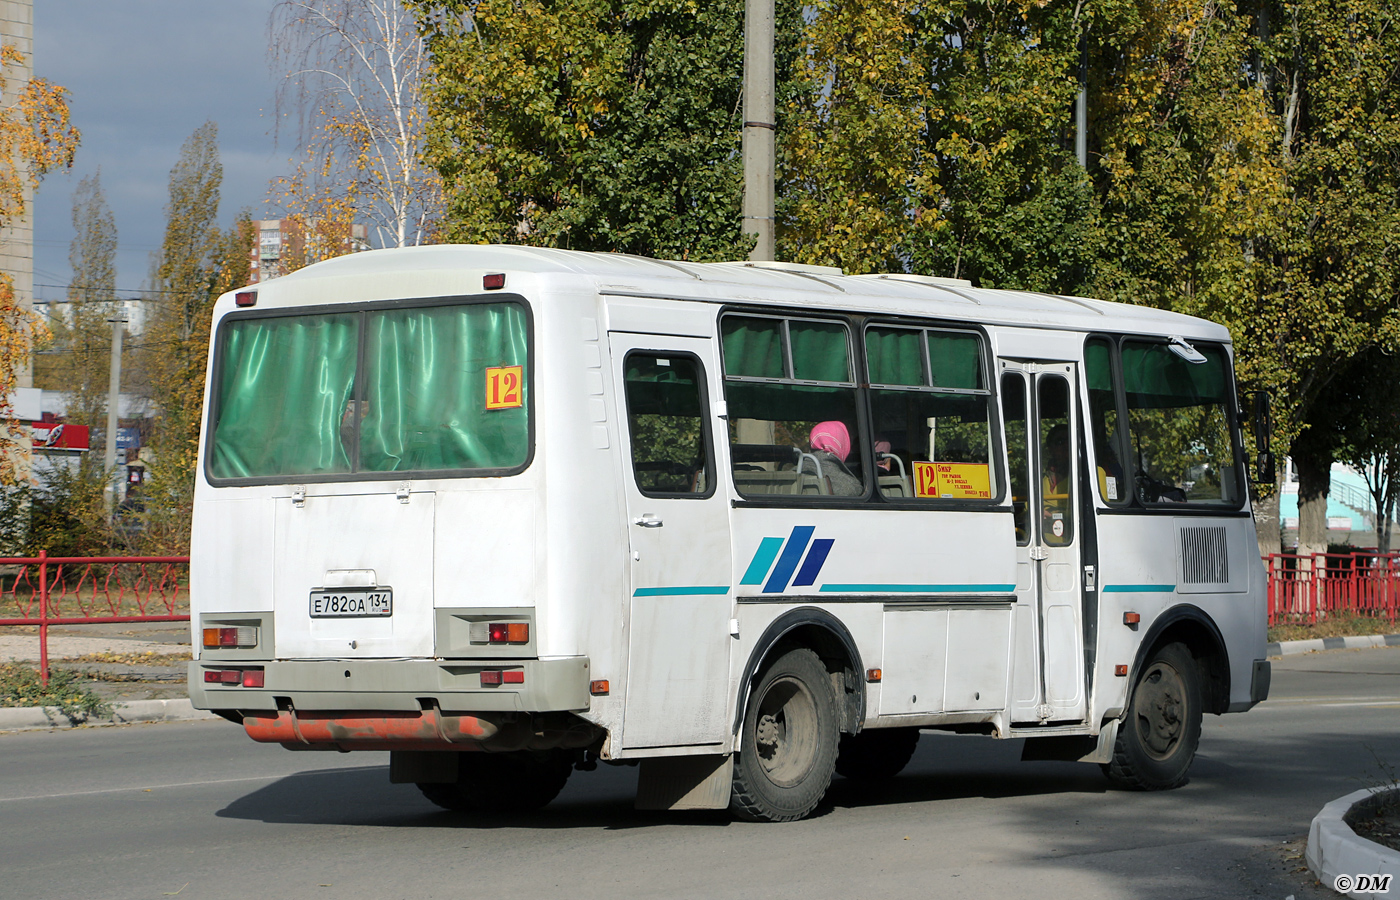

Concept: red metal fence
[[1266, 552, 1400, 626], [0, 552, 190, 684]]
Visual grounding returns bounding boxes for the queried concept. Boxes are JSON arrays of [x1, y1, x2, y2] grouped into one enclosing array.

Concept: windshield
[[207, 299, 530, 481]]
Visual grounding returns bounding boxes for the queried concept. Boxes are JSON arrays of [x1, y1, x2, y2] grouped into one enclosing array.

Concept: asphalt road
[[4, 648, 1399, 900]]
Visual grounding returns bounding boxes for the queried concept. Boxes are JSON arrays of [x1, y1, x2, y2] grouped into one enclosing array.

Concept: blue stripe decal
[[819, 583, 1016, 593], [791, 539, 835, 587], [740, 537, 786, 585], [633, 586, 731, 597], [1103, 584, 1176, 593], [763, 526, 815, 593]]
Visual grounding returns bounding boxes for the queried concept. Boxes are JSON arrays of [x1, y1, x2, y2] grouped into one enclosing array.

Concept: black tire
[[730, 647, 840, 822], [1103, 642, 1202, 790], [417, 750, 573, 812], [835, 727, 920, 781]]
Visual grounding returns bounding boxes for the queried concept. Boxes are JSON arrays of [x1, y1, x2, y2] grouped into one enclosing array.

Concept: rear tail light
[[480, 669, 524, 686], [203, 667, 266, 687], [470, 622, 530, 645], [235, 290, 257, 307], [203, 626, 258, 649]]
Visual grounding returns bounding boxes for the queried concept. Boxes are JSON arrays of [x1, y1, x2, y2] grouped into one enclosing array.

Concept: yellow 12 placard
[[913, 461, 991, 499], [485, 366, 524, 410]]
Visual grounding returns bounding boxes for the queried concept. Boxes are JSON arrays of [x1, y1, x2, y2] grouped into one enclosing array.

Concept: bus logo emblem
[[740, 526, 834, 594]]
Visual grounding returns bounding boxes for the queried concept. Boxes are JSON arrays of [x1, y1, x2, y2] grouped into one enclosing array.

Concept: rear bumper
[[188, 656, 592, 714]]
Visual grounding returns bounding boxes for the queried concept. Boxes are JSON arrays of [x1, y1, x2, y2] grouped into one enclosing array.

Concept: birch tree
[[270, 0, 440, 258]]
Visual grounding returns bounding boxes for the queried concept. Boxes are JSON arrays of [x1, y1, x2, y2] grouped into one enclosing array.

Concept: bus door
[[609, 333, 734, 750], [1000, 360, 1087, 724]]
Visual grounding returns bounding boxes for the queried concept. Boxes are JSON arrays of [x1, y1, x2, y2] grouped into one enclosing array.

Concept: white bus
[[189, 245, 1271, 822]]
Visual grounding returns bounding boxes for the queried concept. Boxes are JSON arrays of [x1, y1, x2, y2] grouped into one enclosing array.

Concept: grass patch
[[1268, 612, 1399, 644], [0, 663, 113, 718]]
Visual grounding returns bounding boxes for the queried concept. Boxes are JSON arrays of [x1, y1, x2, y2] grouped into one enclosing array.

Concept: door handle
[[633, 514, 663, 528]]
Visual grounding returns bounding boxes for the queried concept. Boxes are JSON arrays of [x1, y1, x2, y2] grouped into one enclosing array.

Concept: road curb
[[1267, 633, 1400, 657], [1307, 787, 1400, 897], [0, 698, 216, 732]]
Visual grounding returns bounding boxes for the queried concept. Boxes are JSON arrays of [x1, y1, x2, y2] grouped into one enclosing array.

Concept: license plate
[[309, 588, 393, 618]]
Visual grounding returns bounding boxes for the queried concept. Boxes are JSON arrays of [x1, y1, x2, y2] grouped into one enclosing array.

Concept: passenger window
[[1121, 340, 1240, 506], [721, 315, 865, 499], [1038, 376, 1074, 546], [622, 353, 713, 497], [1085, 338, 1127, 505], [1001, 373, 1030, 545], [865, 325, 995, 501]]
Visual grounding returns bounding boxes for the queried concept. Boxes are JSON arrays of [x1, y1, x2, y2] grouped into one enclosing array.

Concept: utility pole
[[103, 306, 127, 515], [742, 0, 776, 261], [1075, 35, 1088, 168]]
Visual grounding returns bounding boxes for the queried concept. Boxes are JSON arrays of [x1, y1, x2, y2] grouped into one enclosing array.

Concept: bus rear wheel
[[417, 750, 573, 812], [835, 727, 920, 781], [730, 647, 840, 822], [1103, 642, 1202, 791]]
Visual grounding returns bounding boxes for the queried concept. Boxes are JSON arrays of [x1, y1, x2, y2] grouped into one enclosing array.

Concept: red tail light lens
[[219, 669, 241, 685], [502, 670, 524, 684], [480, 670, 502, 686], [204, 670, 222, 683], [203, 626, 258, 649], [483, 273, 505, 290], [242, 669, 265, 688], [488, 623, 509, 643], [235, 290, 257, 307]]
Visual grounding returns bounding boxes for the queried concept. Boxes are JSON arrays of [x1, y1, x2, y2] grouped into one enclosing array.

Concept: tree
[[34, 171, 117, 432], [410, 0, 760, 261], [140, 123, 253, 553], [270, 0, 441, 258], [0, 44, 78, 485]]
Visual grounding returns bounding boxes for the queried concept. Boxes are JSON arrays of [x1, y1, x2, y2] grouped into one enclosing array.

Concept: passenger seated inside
[[808, 421, 863, 497]]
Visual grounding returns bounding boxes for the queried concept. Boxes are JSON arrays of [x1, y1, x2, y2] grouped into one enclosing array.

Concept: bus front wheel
[[1104, 642, 1202, 790], [730, 647, 840, 822], [417, 750, 573, 813]]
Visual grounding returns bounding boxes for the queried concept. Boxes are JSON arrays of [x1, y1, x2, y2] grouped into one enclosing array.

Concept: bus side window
[[721, 315, 865, 499], [1085, 337, 1128, 505], [622, 353, 713, 497], [1000, 372, 1030, 545]]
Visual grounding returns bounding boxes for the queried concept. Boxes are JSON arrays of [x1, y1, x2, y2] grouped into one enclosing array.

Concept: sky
[[31, 0, 287, 304]]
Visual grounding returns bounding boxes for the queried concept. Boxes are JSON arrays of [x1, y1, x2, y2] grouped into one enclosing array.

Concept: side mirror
[[1248, 391, 1275, 484]]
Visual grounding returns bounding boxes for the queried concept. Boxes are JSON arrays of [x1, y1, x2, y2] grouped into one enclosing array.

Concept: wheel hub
[[1135, 662, 1186, 759], [752, 676, 818, 787]]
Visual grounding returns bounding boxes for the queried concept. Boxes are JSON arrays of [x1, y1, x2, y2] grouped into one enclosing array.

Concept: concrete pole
[[743, 0, 776, 261], [103, 310, 125, 514]]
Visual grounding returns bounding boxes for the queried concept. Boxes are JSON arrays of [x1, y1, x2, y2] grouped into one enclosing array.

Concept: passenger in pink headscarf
[[808, 421, 863, 496]]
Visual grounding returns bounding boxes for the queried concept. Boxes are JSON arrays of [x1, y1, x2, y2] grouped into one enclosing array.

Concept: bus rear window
[[208, 300, 530, 481]]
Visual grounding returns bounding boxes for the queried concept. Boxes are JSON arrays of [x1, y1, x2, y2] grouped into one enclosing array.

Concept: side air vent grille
[[1181, 526, 1228, 584]]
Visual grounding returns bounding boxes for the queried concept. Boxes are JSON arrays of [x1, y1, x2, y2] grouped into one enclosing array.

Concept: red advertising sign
[[31, 423, 91, 451]]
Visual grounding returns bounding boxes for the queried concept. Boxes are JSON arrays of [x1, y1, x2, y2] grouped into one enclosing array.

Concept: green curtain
[[625, 355, 704, 416], [789, 321, 850, 382], [360, 303, 529, 472], [1122, 341, 1228, 407], [721, 316, 784, 378], [927, 332, 982, 390], [865, 327, 923, 386], [1085, 339, 1113, 392], [208, 313, 359, 478]]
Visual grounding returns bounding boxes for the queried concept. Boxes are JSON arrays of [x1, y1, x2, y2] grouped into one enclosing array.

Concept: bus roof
[[257, 244, 1231, 342]]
